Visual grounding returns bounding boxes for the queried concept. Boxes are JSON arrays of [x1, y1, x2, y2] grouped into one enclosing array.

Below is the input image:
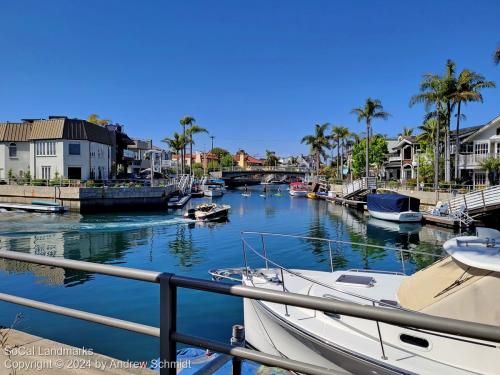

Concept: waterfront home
[[126, 139, 169, 176], [382, 136, 421, 181], [458, 115, 500, 186], [0, 116, 112, 181], [105, 123, 134, 178], [233, 150, 264, 168]]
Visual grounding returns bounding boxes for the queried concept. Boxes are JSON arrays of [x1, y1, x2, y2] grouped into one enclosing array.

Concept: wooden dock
[[326, 196, 366, 210], [422, 213, 460, 228], [0, 202, 66, 213]]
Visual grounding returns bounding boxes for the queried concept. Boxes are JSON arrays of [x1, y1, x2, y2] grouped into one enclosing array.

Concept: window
[[41, 166, 51, 180], [9, 143, 17, 158], [496, 143, 500, 155], [475, 172, 487, 186], [67, 167, 82, 180], [69, 143, 81, 155], [36, 141, 56, 156], [474, 143, 488, 154]]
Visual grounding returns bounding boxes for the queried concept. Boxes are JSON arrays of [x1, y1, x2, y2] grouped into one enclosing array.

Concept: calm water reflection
[[0, 187, 457, 362]]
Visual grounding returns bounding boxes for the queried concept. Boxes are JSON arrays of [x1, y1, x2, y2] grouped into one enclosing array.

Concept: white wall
[[31, 141, 64, 179], [0, 141, 31, 180]]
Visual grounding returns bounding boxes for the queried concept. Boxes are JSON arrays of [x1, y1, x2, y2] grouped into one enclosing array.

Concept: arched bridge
[[210, 166, 309, 180]]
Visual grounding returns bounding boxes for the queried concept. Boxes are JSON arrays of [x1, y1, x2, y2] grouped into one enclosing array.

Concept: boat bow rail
[[1, 247, 500, 375]]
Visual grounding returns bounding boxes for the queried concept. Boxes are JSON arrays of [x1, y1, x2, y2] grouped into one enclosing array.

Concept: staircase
[[448, 185, 500, 218], [342, 177, 377, 199], [177, 174, 192, 195]]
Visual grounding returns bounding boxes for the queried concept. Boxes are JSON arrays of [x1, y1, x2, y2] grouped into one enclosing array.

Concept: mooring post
[[230, 325, 245, 375], [159, 273, 177, 375]]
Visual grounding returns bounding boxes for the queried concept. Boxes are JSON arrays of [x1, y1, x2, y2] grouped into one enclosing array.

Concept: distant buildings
[[233, 150, 264, 168]]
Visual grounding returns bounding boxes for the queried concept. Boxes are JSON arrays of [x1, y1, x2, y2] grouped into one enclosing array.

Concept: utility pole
[[210, 136, 215, 151]]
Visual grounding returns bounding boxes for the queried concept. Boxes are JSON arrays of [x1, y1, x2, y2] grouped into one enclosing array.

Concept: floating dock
[[0, 202, 66, 213], [422, 213, 460, 228], [326, 196, 366, 210]]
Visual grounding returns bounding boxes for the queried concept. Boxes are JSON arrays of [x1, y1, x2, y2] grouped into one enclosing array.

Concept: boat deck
[[0, 202, 66, 213]]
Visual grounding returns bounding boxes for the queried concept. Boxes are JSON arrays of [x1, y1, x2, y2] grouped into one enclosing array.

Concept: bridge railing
[[220, 166, 310, 173]]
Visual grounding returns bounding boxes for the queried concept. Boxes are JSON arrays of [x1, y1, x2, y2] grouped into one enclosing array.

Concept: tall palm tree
[[451, 69, 495, 179], [331, 126, 350, 180], [301, 123, 330, 175], [162, 132, 186, 177], [351, 98, 390, 178], [265, 150, 279, 166], [398, 127, 414, 137], [494, 44, 500, 65], [179, 116, 195, 174], [186, 124, 208, 174], [410, 73, 446, 189]]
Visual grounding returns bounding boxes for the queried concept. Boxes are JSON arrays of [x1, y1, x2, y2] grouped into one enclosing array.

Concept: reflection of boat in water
[[212, 231, 500, 374], [306, 192, 317, 199], [184, 204, 230, 222], [367, 217, 422, 234], [367, 193, 422, 222], [289, 182, 307, 197]]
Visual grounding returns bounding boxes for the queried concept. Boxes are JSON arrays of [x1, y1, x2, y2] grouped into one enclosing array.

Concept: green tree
[[186, 124, 208, 175], [220, 154, 235, 168], [211, 147, 231, 160], [179, 116, 195, 174], [330, 126, 350, 180], [351, 136, 388, 177], [480, 157, 500, 185], [451, 69, 495, 179], [494, 44, 500, 65], [87, 114, 110, 126], [398, 127, 414, 137], [207, 160, 220, 172], [351, 98, 390, 178], [162, 132, 187, 177], [301, 123, 331, 175], [265, 150, 279, 167]]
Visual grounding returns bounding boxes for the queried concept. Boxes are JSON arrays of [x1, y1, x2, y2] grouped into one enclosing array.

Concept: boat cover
[[367, 193, 420, 213]]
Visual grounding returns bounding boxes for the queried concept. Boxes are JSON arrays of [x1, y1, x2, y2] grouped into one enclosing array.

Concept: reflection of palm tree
[[348, 231, 387, 270], [168, 226, 201, 269], [304, 204, 330, 264]]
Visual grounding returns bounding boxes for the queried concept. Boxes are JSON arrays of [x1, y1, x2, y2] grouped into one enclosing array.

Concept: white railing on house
[[342, 177, 376, 199], [448, 184, 500, 216], [458, 153, 500, 168]]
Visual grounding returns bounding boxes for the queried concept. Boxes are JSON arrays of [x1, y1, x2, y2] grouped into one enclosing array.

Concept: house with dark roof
[[0, 116, 113, 181]]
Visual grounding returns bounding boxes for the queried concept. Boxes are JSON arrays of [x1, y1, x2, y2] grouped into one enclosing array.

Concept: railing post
[[261, 234, 268, 269], [159, 273, 177, 375]]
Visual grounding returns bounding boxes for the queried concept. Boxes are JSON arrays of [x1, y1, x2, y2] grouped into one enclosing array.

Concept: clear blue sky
[[1, 1, 499, 157]]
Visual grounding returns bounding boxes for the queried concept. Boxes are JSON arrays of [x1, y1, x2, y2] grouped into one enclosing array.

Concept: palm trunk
[[337, 139, 340, 180], [454, 101, 462, 180], [182, 125, 186, 175], [190, 140, 193, 176], [435, 102, 440, 191], [365, 120, 370, 178], [444, 102, 451, 182], [340, 141, 344, 181], [316, 152, 320, 175]]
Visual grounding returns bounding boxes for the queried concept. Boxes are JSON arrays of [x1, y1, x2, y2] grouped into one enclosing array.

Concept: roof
[[0, 122, 32, 142], [464, 115, 500, 143], [29, 118, 112, 145], [233, 153, 264, 164], [449, 124, 483, 137]]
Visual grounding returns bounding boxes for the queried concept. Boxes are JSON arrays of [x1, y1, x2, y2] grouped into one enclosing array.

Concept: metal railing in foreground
[[1, 250, 500, 375]]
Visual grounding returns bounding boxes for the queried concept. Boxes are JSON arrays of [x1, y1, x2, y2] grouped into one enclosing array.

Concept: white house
[[458, 115, 500, 187], [0, 116, 112, 181]]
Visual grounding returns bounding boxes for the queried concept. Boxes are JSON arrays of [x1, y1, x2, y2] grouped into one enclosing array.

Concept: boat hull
[[203, 189, 223, 197], [289, 190, 307, 197], [369, 210, 422, 222], [244, 299, 402, 375]]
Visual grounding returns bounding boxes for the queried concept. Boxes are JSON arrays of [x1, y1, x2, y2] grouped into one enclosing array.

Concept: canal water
[[0, 186, 457, 363]]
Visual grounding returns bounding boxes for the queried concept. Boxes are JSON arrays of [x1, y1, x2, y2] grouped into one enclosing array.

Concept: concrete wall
[[0, 141, 31, 180], [31, 141, 65, 179], [377, 187, 461, 207], [0, 184, 177, 212]]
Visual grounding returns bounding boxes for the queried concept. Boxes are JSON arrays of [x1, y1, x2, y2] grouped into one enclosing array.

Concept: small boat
[[289, 182, 308, 197], [241, 193, 251, 197], [203, 184, 224, 197], [184, 203, 230, 222], [306, 192, 317, 199], [167, 194, 191, 208], [367, 193, 422, 222]]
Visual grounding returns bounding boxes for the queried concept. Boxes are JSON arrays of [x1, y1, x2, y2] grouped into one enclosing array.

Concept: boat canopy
[[397, 256, 500, 326], [367, 193, 420, 213]]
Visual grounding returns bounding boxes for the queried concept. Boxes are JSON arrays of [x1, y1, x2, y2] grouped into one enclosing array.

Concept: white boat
[[167, 194, 191, 208], [289, 182, 307, 197], [203, 184, 224, 197], [367, 193, 422, 222], [211, 230, 500, 374], [184, 203, 230, 222]]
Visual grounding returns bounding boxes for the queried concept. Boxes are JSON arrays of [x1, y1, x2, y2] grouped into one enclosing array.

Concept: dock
[[0, 329, 154, 374], [0, 202, 66, 213], [422, 213, 461, 228], [327, 196, 365, 210]]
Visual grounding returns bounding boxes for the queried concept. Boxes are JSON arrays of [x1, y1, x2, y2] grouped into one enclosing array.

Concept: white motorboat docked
[[167, 194, 191, 208], [203, 183, 224, 197], [184, 203, 230, 222], [289, 182, 308, 197], [367, 193, 423, 222], [210, 230, 500, 374]]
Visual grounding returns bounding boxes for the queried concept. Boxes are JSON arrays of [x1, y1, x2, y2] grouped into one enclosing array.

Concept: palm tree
[[87, 114, 110, 126], [265, 150, 279, 167], [351, 98, 390, 178], [494, 44, 500, 65], [331, 126, 350, 180], [162, 132, 186, 177], [410, 73, 446, 189], [451, 69, 495, 179], [179, 116, 195, 174], [301, 123, 330, 175], [398, 127, 414, 137], [186, 124, 208, 174]]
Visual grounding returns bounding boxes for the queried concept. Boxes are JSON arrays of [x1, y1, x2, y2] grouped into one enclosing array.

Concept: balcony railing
[[459, 153, 500, 168]]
